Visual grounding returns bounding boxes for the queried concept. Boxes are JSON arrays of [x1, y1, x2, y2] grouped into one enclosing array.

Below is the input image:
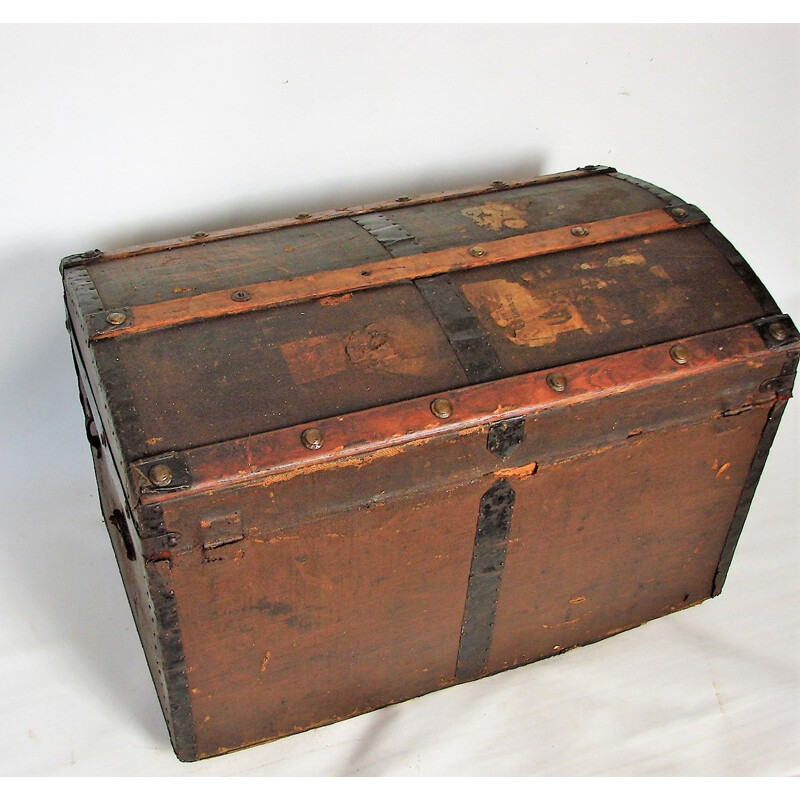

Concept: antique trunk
[[62, 166, 798, 761]]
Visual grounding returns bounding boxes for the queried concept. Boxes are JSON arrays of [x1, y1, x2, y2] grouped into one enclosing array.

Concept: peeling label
[[462, 279, 588, 347], [462, 201, 529, 232], [345, 317, 437, 375]]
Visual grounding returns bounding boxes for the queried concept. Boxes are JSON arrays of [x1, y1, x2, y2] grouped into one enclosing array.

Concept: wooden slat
[[93, 207, 696, 340], [95, 168, 597, 262], [131, 323, 776, 503]]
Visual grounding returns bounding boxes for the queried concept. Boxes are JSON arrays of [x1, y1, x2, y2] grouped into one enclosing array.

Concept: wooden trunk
[[62, 166, 798, 761]]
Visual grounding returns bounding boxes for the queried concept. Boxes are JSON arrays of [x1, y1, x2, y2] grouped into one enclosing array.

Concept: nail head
[[430, 398, 453, 419], [301, 428, 324, 450], [149, 464, 173, 487], [546, 372, 568, 392], [768, 322, 788, 342], [106, 311, 127, 326], [670, 344, 690, 365]]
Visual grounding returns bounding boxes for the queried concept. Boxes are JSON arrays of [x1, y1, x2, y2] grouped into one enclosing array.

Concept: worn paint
[[345, 317, 439, 376], [462, 279, 588, 347], [280, 334, 348, 384]]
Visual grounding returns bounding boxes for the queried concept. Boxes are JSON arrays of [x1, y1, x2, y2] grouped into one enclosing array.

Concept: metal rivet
[[149, 464, 173, 487], [191, 231, 208, 239], [301, 428, 324, 450], [671, 207, 688, 219], [468, 246, 487, 257], [570, 226, 589, 237], [546, 373, 568, 392], [767, 322, 789, 342], [430, 398, 453, 419], [670, 344, 690, 365], [106, 311, 127, 326], [396, 196, 411, 202], [296, 213, 311, 219], [230, 289, 251, 302]]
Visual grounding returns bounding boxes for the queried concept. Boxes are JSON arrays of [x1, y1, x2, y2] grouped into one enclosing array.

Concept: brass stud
[[546, 372, 568, 392], [149, 464, 173, 487], [105, 311, 127, 326], [570, 226, 589, 237], [430, 398, 453, 419], [670, 343, 690, 365], [191, 231, 208, 239], [301, 428, 324, 450], [468, 246, 487, 257], [230, 289, 251, 302], [768, 322, 789, 342], [671, 207, 688, 219]]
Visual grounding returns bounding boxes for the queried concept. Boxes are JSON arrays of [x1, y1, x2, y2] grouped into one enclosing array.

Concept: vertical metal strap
[[456, 479, 515, 681], [415, 275, 504, 384]]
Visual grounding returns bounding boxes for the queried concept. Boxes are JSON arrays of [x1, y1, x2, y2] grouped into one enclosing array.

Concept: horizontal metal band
[[91, 207, 700, 341], [77, 168, 599, 265], [131, 322, 786, 504]]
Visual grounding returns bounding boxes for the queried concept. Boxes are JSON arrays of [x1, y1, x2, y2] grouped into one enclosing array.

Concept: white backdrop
[[0, 24, 797, 776]]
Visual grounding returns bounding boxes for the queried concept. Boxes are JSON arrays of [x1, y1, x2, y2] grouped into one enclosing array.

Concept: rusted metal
[[352, 212, 424, 257], [456, 479, 515, 681], [487, 417, 525, 459]]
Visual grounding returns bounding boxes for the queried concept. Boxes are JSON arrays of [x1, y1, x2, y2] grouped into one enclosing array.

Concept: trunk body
[[63, 167, 798, 760]]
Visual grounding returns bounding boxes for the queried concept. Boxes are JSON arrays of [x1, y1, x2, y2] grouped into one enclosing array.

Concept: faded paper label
[[345, 317, 436, 376], [461, 201, 529, 232], [462, 279, 588, 347], [280, 334, 350, 384]]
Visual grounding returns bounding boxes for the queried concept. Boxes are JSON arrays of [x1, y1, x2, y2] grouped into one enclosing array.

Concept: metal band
[[712, 350, 799, 595], [610, 171, 686, 206], [487, 417, 526, 458], [700, 226, 781, 316], [456, 479, 515, 680], [415, 275, 504, 383], [351, 212, 425, 257]]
